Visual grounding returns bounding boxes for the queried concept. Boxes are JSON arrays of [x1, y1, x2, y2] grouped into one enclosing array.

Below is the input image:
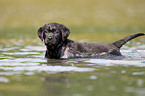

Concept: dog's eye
[[55, 31, 59, 34]]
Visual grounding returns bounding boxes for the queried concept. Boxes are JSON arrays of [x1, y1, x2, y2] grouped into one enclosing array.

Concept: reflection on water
[[0, 43, 145, 96], [86, 57, 145, 67], [0, 45, 95, 76]]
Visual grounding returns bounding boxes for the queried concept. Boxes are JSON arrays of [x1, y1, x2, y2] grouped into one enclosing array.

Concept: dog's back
[[62, 33, 145, 58], [61, 40, 119, 58]]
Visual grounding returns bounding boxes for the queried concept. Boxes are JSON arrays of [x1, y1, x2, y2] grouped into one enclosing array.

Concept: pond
[[0, 30, 145, 96], [1, 0, 145, 95]]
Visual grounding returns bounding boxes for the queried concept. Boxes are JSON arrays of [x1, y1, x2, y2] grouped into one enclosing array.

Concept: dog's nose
[[48, 36, 53, 40]]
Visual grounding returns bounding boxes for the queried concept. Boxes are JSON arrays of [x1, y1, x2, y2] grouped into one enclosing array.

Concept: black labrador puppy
[[38, 22, 144, 59]]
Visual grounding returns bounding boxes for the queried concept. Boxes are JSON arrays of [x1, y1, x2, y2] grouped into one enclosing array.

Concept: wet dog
[[38, 22, 144, 59]]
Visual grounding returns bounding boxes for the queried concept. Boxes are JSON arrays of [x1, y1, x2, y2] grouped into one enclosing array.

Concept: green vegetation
[[0, 0, 145, 44], [1, 0, 145, 27]]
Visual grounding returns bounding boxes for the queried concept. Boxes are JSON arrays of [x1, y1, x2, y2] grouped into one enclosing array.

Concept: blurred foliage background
[[0, 0, 145, 43]]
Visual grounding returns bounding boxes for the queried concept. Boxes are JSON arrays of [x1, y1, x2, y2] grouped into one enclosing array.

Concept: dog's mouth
[[45, 42, 59, 47], [45, 42, 54, 46]]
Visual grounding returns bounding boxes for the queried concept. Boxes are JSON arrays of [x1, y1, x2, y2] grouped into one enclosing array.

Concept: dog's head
[[38, 23, 70, 47]]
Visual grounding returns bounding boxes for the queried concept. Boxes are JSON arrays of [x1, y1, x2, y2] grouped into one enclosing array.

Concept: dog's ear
[[38, 26, 44, 41], [59, 24, 70, 41]]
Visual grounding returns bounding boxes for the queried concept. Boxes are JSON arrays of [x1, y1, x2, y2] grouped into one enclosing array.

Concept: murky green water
[[0, 0, 145, 96], [0, 36, 145, 96]]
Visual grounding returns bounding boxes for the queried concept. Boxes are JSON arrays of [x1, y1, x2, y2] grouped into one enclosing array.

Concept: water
[[1, 0, 145, 95], [0, 42, 145, 96]]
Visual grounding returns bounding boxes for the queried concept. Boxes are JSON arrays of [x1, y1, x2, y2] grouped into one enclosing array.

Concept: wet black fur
[[38, 22, 145, 59]]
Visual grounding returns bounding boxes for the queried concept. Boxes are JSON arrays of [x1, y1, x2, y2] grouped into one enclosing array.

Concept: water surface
[[0, 41, 145, 96], [1, 0, 145, 95]]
